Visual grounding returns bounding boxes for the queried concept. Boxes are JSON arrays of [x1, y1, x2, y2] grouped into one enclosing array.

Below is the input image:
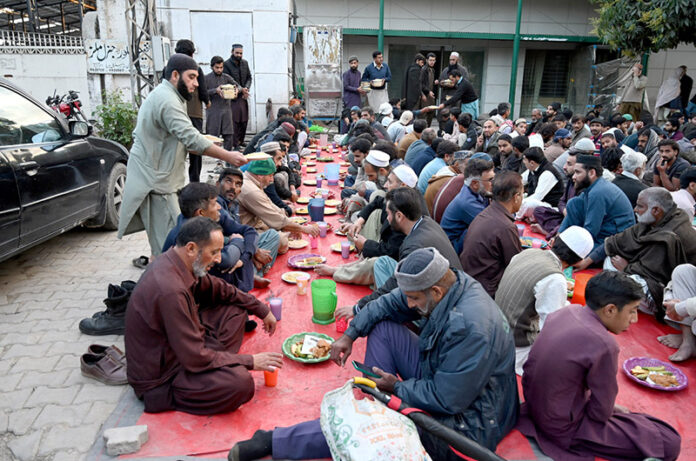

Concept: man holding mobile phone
[[229, 248, 518, 461], [653, 139, 691, 192]]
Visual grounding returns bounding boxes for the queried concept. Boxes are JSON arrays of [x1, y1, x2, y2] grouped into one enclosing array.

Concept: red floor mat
[[124, 150, 696, 460]]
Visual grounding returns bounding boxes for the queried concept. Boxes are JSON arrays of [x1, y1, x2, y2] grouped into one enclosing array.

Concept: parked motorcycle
[[46, 89, 89, 123]]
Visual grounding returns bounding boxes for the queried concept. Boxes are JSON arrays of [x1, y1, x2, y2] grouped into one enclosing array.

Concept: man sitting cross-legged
[[660, 264, 696, 361], [237, 158, 319, 250], [604, 187, 696, 319], [228, 248, 519, 461], [314, 164, 424, 286], [216, 167, 279, 287], [125, 217, 283, 415], [162, 182, 260, 293], [518, 271, 681, 461], [496, 226, 594, 374]]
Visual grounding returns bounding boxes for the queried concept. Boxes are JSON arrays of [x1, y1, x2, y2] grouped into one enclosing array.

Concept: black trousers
[[188, 117, 203, 183], [233, 120, 248, 147]]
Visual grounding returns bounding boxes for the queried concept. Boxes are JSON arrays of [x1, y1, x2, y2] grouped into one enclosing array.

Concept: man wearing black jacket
[[174, 40, 210, 183], [224, 44, 253, 148], [403, 54, 425, 110], [438, 69, 479, 119]]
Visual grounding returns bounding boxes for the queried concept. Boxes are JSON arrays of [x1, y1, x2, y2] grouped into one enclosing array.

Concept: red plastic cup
[[336, 317, 348, 333], [264, 368, 278, 387]]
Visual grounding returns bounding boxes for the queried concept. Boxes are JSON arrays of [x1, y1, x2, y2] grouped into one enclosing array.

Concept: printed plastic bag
[[320, 380, 432, 461]]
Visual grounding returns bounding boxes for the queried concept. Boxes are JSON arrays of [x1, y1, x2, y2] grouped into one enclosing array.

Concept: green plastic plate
[[282, 332, 334, 364]]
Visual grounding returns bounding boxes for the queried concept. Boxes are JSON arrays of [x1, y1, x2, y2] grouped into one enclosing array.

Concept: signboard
[[85, 39, 152, 75], [303, 26, 342, 118]]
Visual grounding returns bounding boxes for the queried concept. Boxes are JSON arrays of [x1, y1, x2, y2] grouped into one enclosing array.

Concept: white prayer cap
[[557, 226, 594, 259], [570, 138, 596, 154], [392, 164, 418, 188], [490, 115, 504, 127], [378, 102, 393, 115], [619, 144, 636, 156], [450, 52, 460, 58], [528, 133, 545, 149], [399, 110, 414, 125], [365, 150, 390, 168]]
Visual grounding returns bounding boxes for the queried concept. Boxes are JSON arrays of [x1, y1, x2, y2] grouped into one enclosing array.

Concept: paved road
[[0, 226, 149, 461]]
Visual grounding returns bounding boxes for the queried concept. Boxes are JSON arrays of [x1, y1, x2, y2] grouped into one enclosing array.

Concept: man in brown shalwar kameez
[[125, 217, 283, 415]]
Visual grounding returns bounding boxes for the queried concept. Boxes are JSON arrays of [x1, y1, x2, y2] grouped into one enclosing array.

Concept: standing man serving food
[[362, 50, 392, 110], [117, 53, 247, 262]]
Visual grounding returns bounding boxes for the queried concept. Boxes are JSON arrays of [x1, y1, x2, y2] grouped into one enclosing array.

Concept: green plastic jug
[[311, 279, 338, 324]]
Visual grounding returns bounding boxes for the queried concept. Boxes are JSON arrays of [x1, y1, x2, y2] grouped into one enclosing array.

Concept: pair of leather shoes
[[80, 344, 127, 385]]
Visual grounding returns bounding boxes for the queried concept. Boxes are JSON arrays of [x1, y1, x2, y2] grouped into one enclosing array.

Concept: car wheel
[[102, 162, 126, 230]]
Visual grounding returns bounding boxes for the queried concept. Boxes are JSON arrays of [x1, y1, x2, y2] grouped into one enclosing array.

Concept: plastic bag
[[320, 380, 432, 461]]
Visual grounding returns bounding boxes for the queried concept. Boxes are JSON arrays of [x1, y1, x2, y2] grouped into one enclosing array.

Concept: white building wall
[[155, 0, 293, 132], [0, 53, 93, 118]]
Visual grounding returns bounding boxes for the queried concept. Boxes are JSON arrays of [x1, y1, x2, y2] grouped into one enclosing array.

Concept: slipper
[[132, 255, 149, 269]]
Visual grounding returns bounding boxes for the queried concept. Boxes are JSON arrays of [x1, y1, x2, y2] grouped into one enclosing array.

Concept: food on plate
[[296, 197, 310, 204], [290, 216, 308, 224], [567, 279, 575, 291], [281, 271, 308, 283], [204, 134, 223, 143], [290, 339, 331, 359], [245, 152, 272, 160], [317, 157, 334, 162], [630, 365, 679, 387], [324, 207, 338, 215], [306, 168, 317, 173], [303, 180, 317, 186], [296, 256, 325, 267], [296, 207, 309, 214], [288, 239, 309, 249]]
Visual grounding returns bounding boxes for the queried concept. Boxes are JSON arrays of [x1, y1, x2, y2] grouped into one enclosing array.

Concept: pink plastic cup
[[317, 221, 328, 238], [335, 317, 348, 333], [310, 235, 319, 249], [269, 297, 282, 321]]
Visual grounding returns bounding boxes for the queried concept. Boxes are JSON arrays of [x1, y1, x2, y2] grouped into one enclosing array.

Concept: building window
[[539, 52, 569, 98]]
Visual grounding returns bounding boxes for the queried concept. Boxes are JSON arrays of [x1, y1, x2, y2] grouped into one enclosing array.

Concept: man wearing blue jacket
[[559, 154, 636, 270], [162, 182, 260, 292], [229, 247, 519, 461]]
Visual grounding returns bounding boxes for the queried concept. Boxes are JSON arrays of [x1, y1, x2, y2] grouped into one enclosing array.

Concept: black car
[[0, 77, 128, 262]]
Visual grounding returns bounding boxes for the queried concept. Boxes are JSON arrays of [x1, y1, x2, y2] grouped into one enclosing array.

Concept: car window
[[0, 86, 64, 147]]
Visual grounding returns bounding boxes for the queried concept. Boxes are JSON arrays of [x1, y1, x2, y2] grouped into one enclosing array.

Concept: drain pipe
[[509, 0, 523, 115], [378, 0, 385, 52]]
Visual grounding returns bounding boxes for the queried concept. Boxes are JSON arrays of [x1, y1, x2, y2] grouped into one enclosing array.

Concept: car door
[[0, 153, 20, 259], [0, 85, 102, 247]]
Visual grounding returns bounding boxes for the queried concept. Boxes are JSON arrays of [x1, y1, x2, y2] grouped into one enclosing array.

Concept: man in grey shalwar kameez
[[117, 53, 247, 257], [205, 55, 239, 151]]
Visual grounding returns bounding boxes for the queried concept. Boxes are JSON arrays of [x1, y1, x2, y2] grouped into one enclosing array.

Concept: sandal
[[132, 255, 149, 269]]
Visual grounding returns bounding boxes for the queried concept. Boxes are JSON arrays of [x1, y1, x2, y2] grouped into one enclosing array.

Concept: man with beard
[[653, 139, 691, 191], [532, 150, 580, 237], [205, 56, 239, 151], [612, 150, 649, 207], [589, 117, 608, 150], [604, 187, 696, 320], [342, 56, 364, 133], [125, 217, 282, 415], [525, 108, 543, 136], [419, 53, 437, 126], [440, 158, 495, 254], [570, 115, 591, 145], [224, 44, 253, 148], [542, 102, 561, 123], [438, 51, 468, 101], [228, 247, 517, 461], [403, 53, 425, 110], [558, 155, 635, 271], [216, 168, 279, 287], [315, 165, 425, 287], [522, 146, 565, 208], [438, 69, 479, 119], [475, 118, 501, 165], [174, 40, 210, 183], [118, 54, 247, 262]]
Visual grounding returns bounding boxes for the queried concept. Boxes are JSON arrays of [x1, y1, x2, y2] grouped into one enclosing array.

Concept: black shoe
[[244, 320, 258, 333], [228, 430, 272, 461], [79, 312, 125, 336]]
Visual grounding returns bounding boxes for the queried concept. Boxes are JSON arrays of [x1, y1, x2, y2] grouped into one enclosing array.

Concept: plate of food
[[282, 332, 334, 363], [295, 207, 309, 214], [303, 179, 317, 186], [330, 242, 355, 253], [324, 207, 338, 215], [312, 190, 335, 199], [305, 161, 317, 166], [290, 216, 308, 224], [317, 157, 334, 162], [334, 228, 348, 237], [296, 196, 310, 204], [204, 134, 223, 143], [623, 357, 687, 391], [288, 238, 309, 249], [306, 168, 317, 173], [245, 152, 272, 160], [520, 236, 549, 249], [325, 199, 341, 207], [281, 271, 310, 284], [340, 162, 350, 167], [566, 278, 575, 298], [288, 254, 326, 269]]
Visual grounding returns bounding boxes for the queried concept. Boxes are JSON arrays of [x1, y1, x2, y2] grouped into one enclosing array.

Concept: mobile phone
[[352, 360, 380, 378]]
